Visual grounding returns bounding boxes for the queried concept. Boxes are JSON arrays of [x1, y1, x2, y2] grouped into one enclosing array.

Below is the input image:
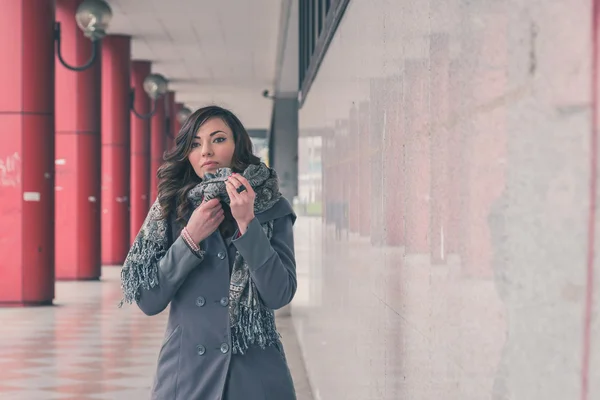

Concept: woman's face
[[188, 117, 236, 178]]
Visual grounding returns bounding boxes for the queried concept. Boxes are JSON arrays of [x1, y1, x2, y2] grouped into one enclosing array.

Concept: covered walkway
[[2, 0, 600, 399]]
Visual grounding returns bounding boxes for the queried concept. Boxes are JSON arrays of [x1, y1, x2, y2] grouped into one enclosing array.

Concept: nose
[[201, 143, 214, 157]]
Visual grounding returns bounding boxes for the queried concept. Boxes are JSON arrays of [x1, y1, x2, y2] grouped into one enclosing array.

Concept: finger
[[227, 175, 243, 190], [232, 174, 254, 195], [213, 213, 225, 226], [209, 211, 224, 226], [229, 176, 251, 197], [226, 181, 240, 204], [202, 203, 221, 216], [228, 174, 242, 187], [207, 204, 224, 216], [201, 198, 220, 209], [208, 208, 222, 219], [233, 175, 254, 198], [225, 179, 240, 202]]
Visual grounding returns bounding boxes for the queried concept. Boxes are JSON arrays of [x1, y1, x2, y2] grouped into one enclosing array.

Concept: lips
[[202, 161, 218, 168]]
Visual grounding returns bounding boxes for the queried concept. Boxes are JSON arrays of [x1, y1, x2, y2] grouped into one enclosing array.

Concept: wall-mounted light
[[55, 0, 112, 72], [176, 107, 192, 124], [130, 73, 169, 120]]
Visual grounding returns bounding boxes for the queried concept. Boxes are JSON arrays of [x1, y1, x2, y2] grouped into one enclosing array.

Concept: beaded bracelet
[[181, 227, 201, 253]]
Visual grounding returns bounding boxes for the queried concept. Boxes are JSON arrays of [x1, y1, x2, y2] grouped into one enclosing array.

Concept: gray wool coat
[[136, 197, 297, 400]]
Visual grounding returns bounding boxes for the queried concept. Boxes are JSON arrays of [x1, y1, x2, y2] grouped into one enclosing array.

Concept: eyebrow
[[194, 130, 226, 139]]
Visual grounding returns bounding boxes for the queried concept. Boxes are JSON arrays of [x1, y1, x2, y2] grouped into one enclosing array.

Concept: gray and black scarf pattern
[[119, 162, 282, 355]]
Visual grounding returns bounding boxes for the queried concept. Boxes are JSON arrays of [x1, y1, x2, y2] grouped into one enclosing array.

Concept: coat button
[[195, 296, 205, 307], [220, 297, 229, 307], [197, 345, 206, 356], [217, 251, 226, 260], [220, 343, 230, 354]]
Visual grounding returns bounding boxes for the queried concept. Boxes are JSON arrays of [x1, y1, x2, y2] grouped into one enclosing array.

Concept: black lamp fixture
[[130, 73, 169, 120], [55, 0, 112, 72]]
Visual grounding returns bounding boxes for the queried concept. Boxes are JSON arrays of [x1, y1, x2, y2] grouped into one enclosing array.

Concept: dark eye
[[191, 142, 200, 148], [214, 137, 226, 143]]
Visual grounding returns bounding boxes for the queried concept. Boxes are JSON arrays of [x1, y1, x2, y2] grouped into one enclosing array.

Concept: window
[[298, 0, 351, 106]]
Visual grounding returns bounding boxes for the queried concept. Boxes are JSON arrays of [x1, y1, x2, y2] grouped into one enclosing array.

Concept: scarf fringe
[[118, 238, 165, 308], [231, 302, 280, 355]]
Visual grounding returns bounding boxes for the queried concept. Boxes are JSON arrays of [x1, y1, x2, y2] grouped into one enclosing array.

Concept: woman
[[119, 105, 298, 400]]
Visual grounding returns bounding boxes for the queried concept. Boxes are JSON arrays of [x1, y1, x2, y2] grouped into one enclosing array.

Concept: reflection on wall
[[251, 137, 269, 165], [294, 0, 599, 399], [298, 136, 322, 215]]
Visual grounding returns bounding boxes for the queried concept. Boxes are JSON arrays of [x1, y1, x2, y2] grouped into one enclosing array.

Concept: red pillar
[[55, 0, 101, 280], [165, 91, 176, 151], [404, 59, 431, 256], [0, 1, 55, 305], [101, 35, 131, 265], [130, 61, 151, 242], [150, 95, 166, 202]]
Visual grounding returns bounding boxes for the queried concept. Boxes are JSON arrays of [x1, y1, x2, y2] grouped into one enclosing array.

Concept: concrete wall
[[293, 0, 600, 399]]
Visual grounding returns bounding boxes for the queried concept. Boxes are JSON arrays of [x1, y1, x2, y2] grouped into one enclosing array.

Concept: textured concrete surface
[[295, 0, 600, 398]]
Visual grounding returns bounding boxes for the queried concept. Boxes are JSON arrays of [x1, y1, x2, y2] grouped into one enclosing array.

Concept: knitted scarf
[[119, 162, 282, 355]]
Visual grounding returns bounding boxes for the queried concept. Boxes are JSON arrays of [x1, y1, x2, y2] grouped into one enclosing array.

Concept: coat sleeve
[[136, 236, 203, 316], [232, 215, 297, 310]]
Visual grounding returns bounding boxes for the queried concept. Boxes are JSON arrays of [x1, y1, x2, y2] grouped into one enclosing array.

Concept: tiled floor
[[0, 267, 314, 400]]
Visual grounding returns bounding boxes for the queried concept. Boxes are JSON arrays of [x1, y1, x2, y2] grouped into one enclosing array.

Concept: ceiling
[[105, 0, 283, 129]]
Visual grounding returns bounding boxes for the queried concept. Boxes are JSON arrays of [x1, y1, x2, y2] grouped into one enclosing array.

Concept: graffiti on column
[[0, 152, 21, 187]]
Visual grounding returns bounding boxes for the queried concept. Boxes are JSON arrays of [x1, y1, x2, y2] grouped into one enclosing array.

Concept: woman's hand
[[185, 198, 224, 243], [225, 173, 256, 234]]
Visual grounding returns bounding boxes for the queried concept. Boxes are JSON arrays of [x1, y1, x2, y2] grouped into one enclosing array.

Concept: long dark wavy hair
[[156, 105, 260, 224]]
